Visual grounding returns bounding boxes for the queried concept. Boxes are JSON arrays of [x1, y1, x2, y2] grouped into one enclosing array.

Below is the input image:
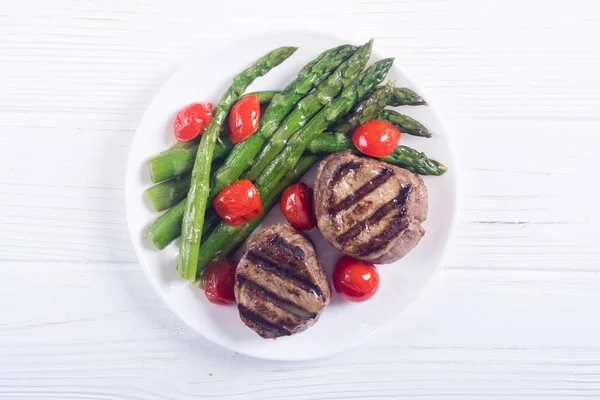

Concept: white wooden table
[[1, 0, 599, 398]]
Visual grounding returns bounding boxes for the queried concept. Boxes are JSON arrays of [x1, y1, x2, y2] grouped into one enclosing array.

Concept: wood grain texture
[[1, 0, 599, 398]]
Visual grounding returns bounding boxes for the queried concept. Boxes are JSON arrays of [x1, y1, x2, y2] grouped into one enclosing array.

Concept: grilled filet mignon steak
[[235, 224, 331, 339], [314, 151, 428, 264]]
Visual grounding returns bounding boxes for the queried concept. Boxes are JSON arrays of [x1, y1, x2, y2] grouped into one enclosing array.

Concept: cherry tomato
[[280, 182, 315, 230], [229, 94, 261, 144], [213, 179, 263, 226], [173, 102, 213, 142], [333, 256, 380, 302], [352, 119, 401, 157], [204, 258, 237, 305]]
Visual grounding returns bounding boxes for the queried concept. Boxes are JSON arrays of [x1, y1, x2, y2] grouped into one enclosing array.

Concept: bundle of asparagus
[[143, 40, 448, 284]]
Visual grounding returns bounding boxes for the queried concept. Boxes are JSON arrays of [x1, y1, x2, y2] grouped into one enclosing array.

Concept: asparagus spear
[[194, 154, 320, 286], [146, 198, 220, 250], [389, 87, 427, 106], [244, 90, 281, 104], [178, 46, 297, 281], [209, 44, 357, 198], [376, 109, 432, 138], [149, 138, 232, 184], [307, 133, 446, 175], [254, 58, 394, 196], [332, 81, 394, 133], [146, 175, 191, 212], [243, 40, 373, 181]]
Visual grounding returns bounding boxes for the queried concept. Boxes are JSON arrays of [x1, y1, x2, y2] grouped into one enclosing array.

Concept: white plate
[[125, 32, 458, 361]]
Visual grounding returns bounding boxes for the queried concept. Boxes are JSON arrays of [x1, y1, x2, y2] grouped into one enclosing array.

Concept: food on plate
[[173, 102, 214, 142], [314, 151, 428, 264], [195, 156, 320, 275], [388, 87, 427, 107], [235, 224, 331, 338], [213, 179, 263, 226], [228, 94, 261, 144], [244, 90, 281, 105], [280, 182, 315, 231], [145, 127, 444, 217], [149, 135, 232, 184], [376, 109, 431, 138], [210, 44, 358, 199], [189, 55, 394, 272], [243, 40, 372, 182], [141, 39, 451, 340], [178, 45, 298, 281], [145, 174, 192, 212], [333, 256, 380, 302], [333, 81, 395, 134], [253, 57, 394, 205], [333, 81, 431, 140], [352, 119, 401, 158], [204, 258, 237, 305], [307, 133, 446, 175]]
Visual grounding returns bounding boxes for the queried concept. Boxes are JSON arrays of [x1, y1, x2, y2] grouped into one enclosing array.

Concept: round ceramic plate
[[126, 32, 458, 361]]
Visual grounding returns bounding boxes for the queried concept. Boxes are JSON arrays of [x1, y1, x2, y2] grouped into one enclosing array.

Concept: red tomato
[[173, 102, 213, 142], [352, 119, 401, 157], [204, 258, 237, 305], [332, 256, 380, 302], [280, 182, 315, 230], [229, 95, 261, 144], [213, 179, 263, 226]]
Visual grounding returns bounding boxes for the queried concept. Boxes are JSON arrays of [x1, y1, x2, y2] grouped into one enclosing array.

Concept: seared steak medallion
[[234, 224, 331, 339], [314, 151, 428, 264]]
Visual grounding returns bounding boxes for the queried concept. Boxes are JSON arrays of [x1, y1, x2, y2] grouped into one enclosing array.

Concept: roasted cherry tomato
[[229, 94, 261, 144], [280, 182, 315, 230], [352, 119, 401, 157], [204, 258, 237, 305], [213, 179, 263, 226], [173, 102, 213, 142], [333, 256, 380, 302]]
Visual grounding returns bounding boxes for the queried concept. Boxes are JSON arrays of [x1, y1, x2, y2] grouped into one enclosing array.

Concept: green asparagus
[[255, 58, 394, 195], [308, 133, 446, 175], [146, 121, 436, 214], [145, 175, 191, 212], [147, 59, 392, 253], [244, 40, 373, 181], [194, 154, 320, 286], [179, 46, 297, 281], [376, 109, 432, 137], [332, 81, 394, 133], [209, 44, 357, 199], [149, 138, 232, 184], [389, 87, 426, 106], [244, 90, 281, 104]]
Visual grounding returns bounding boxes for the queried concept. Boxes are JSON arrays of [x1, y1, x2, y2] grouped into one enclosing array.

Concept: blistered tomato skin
[[280, 182, 316, 230], [213, 179, 263, 226], [204, 259, 238, 305], [352, 119, 401, 158], [173, 102, 213, 142], [229, 95, 261, 144], [333, 256, 380, 302]]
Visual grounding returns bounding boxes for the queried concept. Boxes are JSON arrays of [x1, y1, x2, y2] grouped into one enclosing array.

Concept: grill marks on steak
[[337, 184, 412, 247], [314, 151, 428, 264], [328, 168, 395, 215], [327, 163, 411, 253], [235, 224, 331, 339]]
